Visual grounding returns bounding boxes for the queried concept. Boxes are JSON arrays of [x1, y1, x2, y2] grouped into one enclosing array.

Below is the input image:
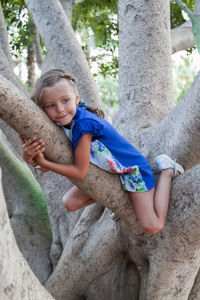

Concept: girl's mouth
[[57, 115, 67, 119]]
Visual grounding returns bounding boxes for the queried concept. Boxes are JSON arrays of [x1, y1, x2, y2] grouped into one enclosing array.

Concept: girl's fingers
[[22, 137, 36, 149], [37, 147, 45, 153], [23, 139, 44, 151]]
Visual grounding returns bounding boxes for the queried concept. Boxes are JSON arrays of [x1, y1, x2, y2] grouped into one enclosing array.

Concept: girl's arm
[[34, 133, 93, 180]]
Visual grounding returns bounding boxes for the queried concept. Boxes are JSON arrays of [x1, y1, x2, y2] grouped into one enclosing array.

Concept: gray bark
[[117, 0, 174, 142], [145, 71, 200, 170], [60, 0, 74, 20], [25, 0, 103, 109], [33, 27, 43, 69], [194, 0, 200, 13], [41, 0, 74, 73], [0, 138, 52, 283], [171, 21, 195, 54], [0, 167, 55, 300], [0, 2, 13, 64]]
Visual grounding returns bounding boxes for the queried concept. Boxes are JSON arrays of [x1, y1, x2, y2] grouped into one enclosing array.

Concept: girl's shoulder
[[74, 106, 105, 125], [74, 108, 103, 133], [72, 107, 105, 150]]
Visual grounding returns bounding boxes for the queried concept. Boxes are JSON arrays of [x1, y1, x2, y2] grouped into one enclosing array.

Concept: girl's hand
[[34, 152, 46, 167], [19, 136, 45, 165]]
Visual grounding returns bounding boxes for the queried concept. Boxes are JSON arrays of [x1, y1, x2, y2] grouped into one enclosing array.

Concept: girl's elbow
[[76, 171, 87, 180]]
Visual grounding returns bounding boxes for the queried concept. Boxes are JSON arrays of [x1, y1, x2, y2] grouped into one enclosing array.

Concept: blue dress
[[60, 106, 155, 193]]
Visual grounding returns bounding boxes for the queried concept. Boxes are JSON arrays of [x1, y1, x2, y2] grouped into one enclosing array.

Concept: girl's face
[[41, 79, 79, 126]]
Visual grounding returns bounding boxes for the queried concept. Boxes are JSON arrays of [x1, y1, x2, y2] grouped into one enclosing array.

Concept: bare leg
[[131, 169, 173, 234], [62, 186, 95, 211]]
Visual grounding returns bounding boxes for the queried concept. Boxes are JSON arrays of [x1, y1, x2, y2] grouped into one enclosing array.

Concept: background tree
[[0, 0, 200, 300]]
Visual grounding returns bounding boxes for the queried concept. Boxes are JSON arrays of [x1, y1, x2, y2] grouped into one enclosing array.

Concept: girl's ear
[[75, 90, 80, 105]]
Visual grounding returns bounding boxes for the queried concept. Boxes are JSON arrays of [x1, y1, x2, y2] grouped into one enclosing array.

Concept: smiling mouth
[[57, 115, 67, 119]]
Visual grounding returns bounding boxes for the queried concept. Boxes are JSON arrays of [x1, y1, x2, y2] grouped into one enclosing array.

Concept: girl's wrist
[[32, 162, 40, 168]]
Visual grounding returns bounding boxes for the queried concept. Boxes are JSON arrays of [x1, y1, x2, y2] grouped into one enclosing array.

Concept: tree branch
[[0, 139, 52, 283], [0, 167, 55, 299], [45, 205, 121, 299], [171, 21, 195, 53], [145, 71, 200, 170], [0, 2, 13, 65]]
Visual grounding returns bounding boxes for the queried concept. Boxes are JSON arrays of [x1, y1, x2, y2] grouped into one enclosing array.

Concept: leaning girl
[[20, 69, 184, 235]]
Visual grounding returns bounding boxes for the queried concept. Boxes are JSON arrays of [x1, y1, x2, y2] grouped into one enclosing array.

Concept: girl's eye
[[63, 99, 69, 103], [45, 104, 54, 109]]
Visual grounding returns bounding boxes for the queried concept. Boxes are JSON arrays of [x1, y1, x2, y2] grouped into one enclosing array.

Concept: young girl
[[20, 69, 184, 235]]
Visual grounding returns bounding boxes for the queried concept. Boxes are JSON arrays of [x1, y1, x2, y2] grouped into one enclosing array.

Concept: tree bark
[[0, 138, 52, 283], [33, 26, 43, 69], [145, 71, 200, 170], [0, 2, 13, 65], [117, 0, 174, 142], [0, 167, 55, 300], [171, 21, 195, 54], [60, 0, 74, 20], [27, 42, 36, 88]]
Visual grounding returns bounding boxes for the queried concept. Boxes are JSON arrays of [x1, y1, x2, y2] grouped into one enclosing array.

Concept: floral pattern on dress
[[90, 140, 148, 192]]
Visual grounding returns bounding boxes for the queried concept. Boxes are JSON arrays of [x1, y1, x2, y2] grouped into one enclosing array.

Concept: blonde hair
[[32, 69, 104, 118]]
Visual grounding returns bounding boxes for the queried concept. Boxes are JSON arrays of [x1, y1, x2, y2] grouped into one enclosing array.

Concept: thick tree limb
[[145, 71, 200, 170], [120, 164, 200, 300], [45, 205, 121, 299], [0, 139, 52, 283], [117, 0, 174, 140], [0, 3, 13, 65], [33, 26, 43, 69], [175, 0, 200, 53], [0, 167, 55, 299], [171, 21, 195, 54]]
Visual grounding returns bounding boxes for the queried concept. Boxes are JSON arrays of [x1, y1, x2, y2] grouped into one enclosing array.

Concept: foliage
[[170, 0, 195, 29], [96, 75, 118, 104], [173, 51, 199, 103], [1, 0, 34, 59], [72, 0, 118, 78]]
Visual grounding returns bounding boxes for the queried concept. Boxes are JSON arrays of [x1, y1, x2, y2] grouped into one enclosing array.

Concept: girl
[[20, 69, 184, 235]]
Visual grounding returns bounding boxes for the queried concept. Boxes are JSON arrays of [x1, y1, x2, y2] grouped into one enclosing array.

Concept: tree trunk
[[0, 167, 55, 300], [117, 0, 174, 143], [0, 2, 13, 65], [0, 138, 52, 283], [27, 41, 36, 88], [33, 26, 43, 69]]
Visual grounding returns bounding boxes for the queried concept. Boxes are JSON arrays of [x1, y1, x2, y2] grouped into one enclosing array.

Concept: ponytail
[[79, 101, 105, 118]]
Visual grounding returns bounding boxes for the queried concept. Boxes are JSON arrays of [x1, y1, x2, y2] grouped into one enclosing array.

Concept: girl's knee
[[62, 195, 77, 211], [142, 221, 165, 235], [62, 190, 94, 212]]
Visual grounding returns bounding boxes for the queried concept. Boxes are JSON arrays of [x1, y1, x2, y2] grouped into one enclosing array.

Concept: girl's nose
[[57, 104, 64, 113]]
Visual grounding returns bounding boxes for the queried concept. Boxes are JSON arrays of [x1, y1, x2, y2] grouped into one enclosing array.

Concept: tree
[[0, 0, 200, 299]]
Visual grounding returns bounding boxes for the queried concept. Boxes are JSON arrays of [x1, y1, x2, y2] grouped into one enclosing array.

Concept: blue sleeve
[[72, 118, 103, 150]]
